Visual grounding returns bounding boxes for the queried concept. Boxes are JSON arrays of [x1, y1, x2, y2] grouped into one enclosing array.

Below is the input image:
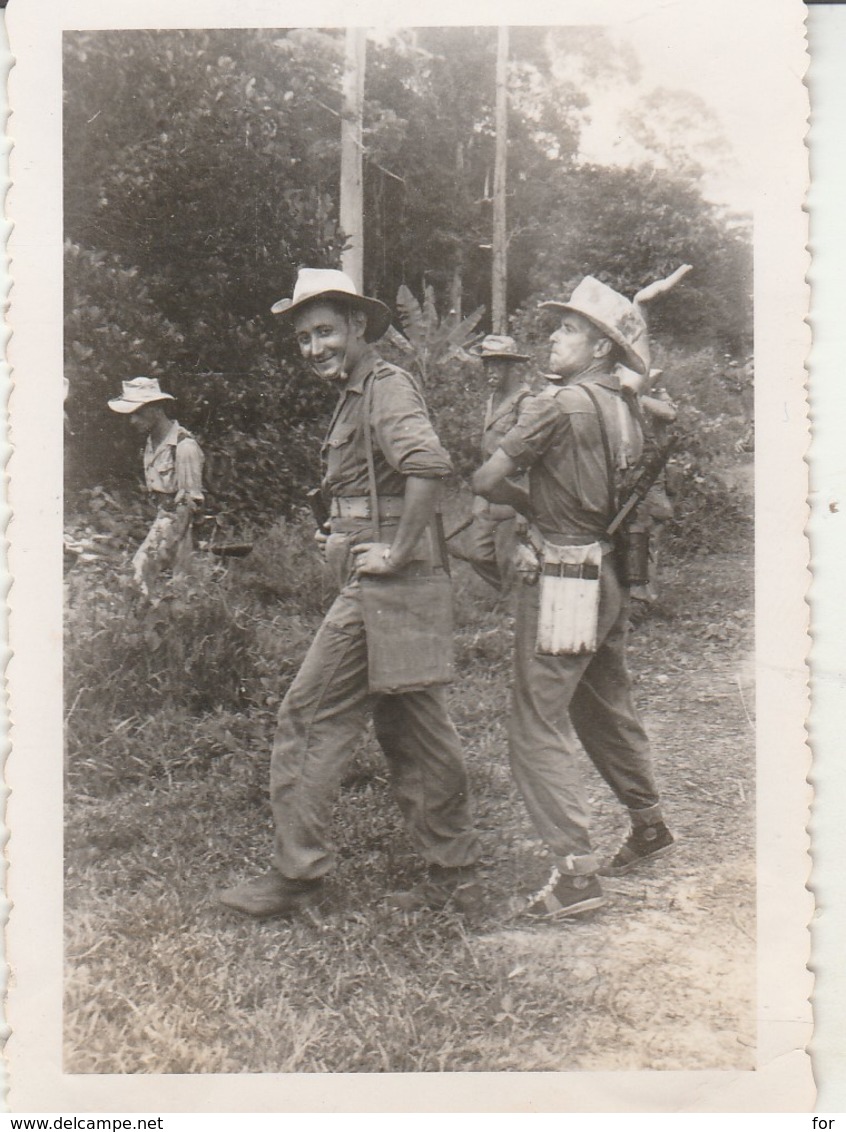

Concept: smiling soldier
[[220, 269, 481, 920]]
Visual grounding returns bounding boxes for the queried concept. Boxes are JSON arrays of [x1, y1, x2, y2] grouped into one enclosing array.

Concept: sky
[[573, 2, 768, 213]]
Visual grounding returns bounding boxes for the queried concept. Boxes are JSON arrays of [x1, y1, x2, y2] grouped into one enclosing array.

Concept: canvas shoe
[[600, 821, 676, 877], [218, 869, 325, 919], [523, 868, 606, 920]]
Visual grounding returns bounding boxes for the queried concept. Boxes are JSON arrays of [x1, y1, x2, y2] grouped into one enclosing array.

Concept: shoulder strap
[[580, 383, 617, 524], [361, 373, 381, 543]]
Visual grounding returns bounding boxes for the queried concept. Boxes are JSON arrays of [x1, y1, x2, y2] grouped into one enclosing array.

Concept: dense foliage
[[63, 26, 752, 525]]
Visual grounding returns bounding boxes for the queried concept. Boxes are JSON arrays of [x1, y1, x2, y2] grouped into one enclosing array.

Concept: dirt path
[[63, 544, 756, 1074], [470, 556, 756, 1070]]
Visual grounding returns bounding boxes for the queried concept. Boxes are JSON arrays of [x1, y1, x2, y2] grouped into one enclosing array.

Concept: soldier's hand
[[351, 541, 398, 576], [314, 528, 329, 558], [512, 540, 541, 586]]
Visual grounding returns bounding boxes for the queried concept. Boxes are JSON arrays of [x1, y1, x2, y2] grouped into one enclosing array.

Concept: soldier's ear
[[593, 336, 614, 360], [349, 309, 368, 339]]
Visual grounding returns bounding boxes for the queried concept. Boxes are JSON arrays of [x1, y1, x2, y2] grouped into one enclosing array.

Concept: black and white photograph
[[5, 0, 813, 1113]]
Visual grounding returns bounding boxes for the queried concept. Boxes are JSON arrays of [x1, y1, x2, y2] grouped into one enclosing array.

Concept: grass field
[[63, 491, 755, 1075]]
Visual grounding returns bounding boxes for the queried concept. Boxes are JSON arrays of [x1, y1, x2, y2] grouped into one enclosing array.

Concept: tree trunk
[[340, 28, 366, 290], [492, 25, 508, 335], [450, 141, 465, 320]]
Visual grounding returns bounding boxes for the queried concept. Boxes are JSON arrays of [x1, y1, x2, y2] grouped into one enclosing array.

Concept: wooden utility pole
[[340, 27, 366, 290], [492, 25, 509, 334], [450, 141, 465, 321]]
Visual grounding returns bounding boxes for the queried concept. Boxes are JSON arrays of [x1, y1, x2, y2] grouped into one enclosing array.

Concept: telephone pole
[[492, 25, 509, 334], [340, 27, 366, 290]]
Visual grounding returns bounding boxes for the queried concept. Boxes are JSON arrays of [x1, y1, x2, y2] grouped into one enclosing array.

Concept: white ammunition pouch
[[535, 541, 603, 656]]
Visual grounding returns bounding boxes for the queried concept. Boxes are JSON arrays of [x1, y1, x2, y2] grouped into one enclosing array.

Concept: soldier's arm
[[473, 390, 560, 515], [354, 369, 451, 575], [352, 476, 444, 575], [174, 436, 205, 506], [473, 449, 531, 515]]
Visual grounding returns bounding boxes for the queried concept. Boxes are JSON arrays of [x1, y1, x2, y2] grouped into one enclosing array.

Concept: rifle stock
[[607, 436, 679, 537]]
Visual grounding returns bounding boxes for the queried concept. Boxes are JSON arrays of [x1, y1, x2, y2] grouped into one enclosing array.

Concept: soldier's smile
[[294, 301, 367, 382]]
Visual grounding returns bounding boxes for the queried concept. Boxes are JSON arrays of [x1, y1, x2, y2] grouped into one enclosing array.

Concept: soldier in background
[[459, 335, 533, 591], [616, 365, 678, 610], [107, 377, 205, 597]]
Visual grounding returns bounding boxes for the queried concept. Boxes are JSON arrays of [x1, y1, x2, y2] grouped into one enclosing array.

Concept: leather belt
[[542, 562, 600, 580], [330, 495, 404, 520]]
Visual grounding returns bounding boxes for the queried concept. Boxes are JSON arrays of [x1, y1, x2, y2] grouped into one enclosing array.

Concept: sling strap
[[580, 383, 618, 527]]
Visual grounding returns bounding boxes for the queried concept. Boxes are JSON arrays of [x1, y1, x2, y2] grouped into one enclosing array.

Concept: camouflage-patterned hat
[[540, 276, 649, 376]]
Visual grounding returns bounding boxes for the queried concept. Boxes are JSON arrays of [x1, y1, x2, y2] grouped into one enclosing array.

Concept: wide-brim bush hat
[[470, 334, 530, 362], [107, 376, 176, 414], [271, 268, 391, 343], [540, 275, 648, 376]]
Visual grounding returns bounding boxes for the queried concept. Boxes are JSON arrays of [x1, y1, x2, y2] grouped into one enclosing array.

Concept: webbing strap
[[580, 384, 618, 529], [361, 373, 382, 543], [542, 562, 600, 580]]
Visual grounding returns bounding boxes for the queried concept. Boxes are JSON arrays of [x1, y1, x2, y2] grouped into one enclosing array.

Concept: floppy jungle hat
[[470, 334, 530, 362], [107, 377, 176, 414], [540, 276, 648, 376], [271, 268, 391, 343]]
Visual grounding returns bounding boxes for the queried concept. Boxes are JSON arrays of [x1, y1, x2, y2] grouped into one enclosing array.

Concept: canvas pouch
[[535, 540, 603, 656], [360, 571, 455, 693]]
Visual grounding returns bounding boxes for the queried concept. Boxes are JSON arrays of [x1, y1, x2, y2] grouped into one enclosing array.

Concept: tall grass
[[63, 495, 755, 1073]]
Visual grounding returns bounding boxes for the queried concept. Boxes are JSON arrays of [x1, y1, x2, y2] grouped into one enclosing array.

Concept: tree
[[62, 26, 752, 522]]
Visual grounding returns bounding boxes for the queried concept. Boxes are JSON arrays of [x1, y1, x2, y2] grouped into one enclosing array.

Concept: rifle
[[607, 435, 679, 537], [306, 487, 331, 533]]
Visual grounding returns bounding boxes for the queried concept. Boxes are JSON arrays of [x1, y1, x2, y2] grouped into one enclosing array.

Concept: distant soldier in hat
[[473, 276, 675, 920], [219, 269, 481, 920], [616, 364, 679, 610], [108, 377, 205, 597], [460, 334, 533, 590]]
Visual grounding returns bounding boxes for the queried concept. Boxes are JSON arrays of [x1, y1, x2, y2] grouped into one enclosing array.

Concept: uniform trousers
[[508, 551, 662, 874], [270, 568, 481, 882]]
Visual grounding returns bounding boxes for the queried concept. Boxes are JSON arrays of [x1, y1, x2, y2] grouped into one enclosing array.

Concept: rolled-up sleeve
[[498, 394, 567, 470], [174, 438, 205, 503], [371, 372, 453, 478]]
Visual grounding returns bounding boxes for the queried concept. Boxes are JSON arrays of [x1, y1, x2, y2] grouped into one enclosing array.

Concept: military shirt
[[481, 384, 533, 458], [474, 383, 532, 522], [143, 421, 205, 504], [498, 370, 643, 541], [321, 346, 453, 498]]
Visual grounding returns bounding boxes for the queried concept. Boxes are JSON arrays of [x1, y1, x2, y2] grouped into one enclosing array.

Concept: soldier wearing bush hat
[[108, 377, 204, 596], [456, 335, 533, 591], [220, 268, 481, 921], [473, 275, 675, 921], [270, 267, 392, 342]]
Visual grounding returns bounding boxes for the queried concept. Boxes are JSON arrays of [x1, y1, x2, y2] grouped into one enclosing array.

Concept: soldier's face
[[128, 406, 157, 433], [549, 313, 608, 378], [294, 302, 366, 382], [484, 358, 512, 389]]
